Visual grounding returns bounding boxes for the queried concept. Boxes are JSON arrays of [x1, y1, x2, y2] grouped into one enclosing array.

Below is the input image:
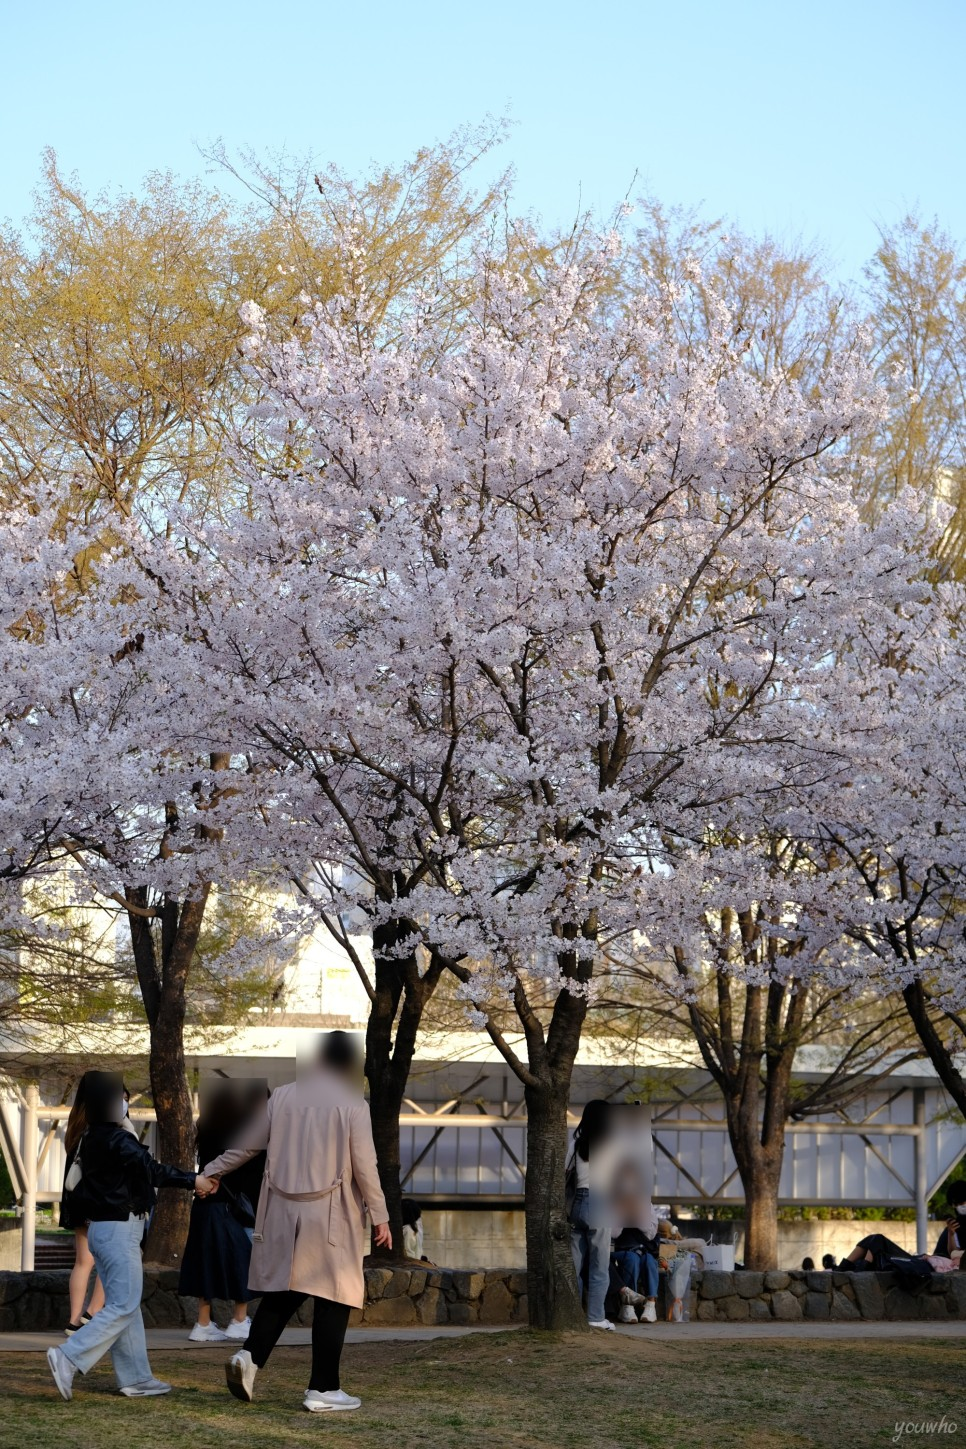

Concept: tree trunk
[[364, 923, 446, 1259], [741, 1169, 781, 1270], [143, 1005, 195, 1266], [523, 1076, 586, 1329], [127, 888, 212, 1267]]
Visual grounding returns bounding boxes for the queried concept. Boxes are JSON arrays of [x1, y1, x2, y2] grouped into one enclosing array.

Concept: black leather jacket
[[70, 1122, 196, 1221]]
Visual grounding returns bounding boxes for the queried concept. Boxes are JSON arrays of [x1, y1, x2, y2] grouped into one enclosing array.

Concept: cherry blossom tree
[[143, 243, 959, 1312]]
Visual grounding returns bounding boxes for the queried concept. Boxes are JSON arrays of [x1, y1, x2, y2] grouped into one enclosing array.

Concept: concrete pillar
[[914, 1088, 928, 1255], [21, 1083, 39, 1272]]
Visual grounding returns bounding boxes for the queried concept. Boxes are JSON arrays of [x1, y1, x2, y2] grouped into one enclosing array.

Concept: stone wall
[[0, 1265, 529, 1333], [3, 1264, 965, 1332], [689, 1267, 966, 1322]]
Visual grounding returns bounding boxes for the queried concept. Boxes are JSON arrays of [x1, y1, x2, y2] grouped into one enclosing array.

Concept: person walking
[[61, 1075, 105, 1334], [46, 1071, 213, 1402], [180, 1080, 267, 1343], [201, 1031, 390, 1414]]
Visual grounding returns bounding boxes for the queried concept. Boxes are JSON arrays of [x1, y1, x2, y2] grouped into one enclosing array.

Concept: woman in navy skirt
[[179, 1080, 267, 1343]]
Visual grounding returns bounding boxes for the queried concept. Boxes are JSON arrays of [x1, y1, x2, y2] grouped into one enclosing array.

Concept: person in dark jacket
[[46, 1070, 213, 1402], [180, 1079, 267, 1342], [933, 1183, 966, 1258]]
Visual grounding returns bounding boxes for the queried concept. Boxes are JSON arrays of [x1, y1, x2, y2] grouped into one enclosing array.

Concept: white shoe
[[642, 1300, 658, 1323], [223, 1317, 251, 1341], [189, 1321, 228, 1342], [618, 1303, 639, 1324], [119, 1378, 172, 1397], [588, 1318, 616, 1330], [226, 1349, 257, 1402], [304, 1388, 362, 1412], [620, 1286, 646, 1306], [47, 1345, 76, 1401]]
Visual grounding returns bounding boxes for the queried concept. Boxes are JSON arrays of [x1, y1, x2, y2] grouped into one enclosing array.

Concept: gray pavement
[[2, 1319, 966, 1352]]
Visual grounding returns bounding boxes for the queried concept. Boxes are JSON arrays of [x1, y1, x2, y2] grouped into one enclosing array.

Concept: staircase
[[34, 1235, 75, 1270]]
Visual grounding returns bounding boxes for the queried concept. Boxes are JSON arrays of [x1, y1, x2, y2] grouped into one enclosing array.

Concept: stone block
[[884, 1287, 922, 1320], [763, 1271, 790, 1292], [447, 1300, 480, 1325], [789, 1279, 807, 1296], [919, 1291, 952, 1320], [699, 1270, 734, 1300], [748, 1297, 772, 1320], [479, 1280, 514, 1324], [423, 1269, 444, 1289], [716, 1294, 750, 1321], [408, 1270, 427, 1297], [0, 1274, 28, 1307], [771, 1290, 803, 1321], [452, 1271, 486, 1301], [484, 1269, 510, 1285], [508, 1272, 528, 1296], [945, 1275, 966, 1313], [416, 1288, 447, 1325], [148, 1290, 186, 1326], [381, 1270, 411, 1299], [831, 1289, 860, 1321], [364, 1267, 394, 1299], [696, 1300, 716, 1321], [851, 1274, 885, 1320], [832, 1272, 852, 1289], [806, 1271, 833, 1295], [736, 1272, 764, 1298], [805, 1291, 831, 1321], [348, 1307, 364, 1327], [363, 1294, 417, 1326]]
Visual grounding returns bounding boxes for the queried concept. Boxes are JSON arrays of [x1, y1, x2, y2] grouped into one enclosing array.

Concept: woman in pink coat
[[202, 1032, 391, 1414]]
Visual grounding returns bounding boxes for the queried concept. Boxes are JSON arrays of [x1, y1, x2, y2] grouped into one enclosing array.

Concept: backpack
[[886, 1255, 934, 1292]]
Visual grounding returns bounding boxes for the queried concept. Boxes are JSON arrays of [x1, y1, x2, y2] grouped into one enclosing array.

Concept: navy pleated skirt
[[178, 1196, 253, 1301]]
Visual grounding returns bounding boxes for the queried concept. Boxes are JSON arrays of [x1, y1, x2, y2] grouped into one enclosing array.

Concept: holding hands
[[194, 1174, 218, 1198]]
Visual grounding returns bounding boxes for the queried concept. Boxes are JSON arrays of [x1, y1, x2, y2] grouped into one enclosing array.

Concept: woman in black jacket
[[47, 1070, 213, 1402]]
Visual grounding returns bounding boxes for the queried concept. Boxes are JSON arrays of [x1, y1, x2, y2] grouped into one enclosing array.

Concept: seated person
[[821, 1254, 836, 1270], [933, 1182, 966, 1259], [801, 1256, 815, 1271], [612, 1211, 660, 1324]]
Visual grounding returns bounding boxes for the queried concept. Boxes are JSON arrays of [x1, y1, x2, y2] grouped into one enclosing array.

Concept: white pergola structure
[[2, 1026, 964, 1269]]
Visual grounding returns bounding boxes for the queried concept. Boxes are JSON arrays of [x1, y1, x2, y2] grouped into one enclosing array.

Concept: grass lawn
[[2, 1331, 961, 1449]]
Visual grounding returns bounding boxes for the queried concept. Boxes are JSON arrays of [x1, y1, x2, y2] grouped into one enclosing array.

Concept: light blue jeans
[[570, 1188, 611, 1322], [62, 1213, 153, 1388]]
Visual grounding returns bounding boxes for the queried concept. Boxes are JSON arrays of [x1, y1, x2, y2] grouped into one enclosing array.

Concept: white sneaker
[[620, 1286, 646, 1306], [588, 1318, 616, 1330], [618, 1303, 639, 1324], [119, 1378, 172, 1397], [47, 1345, 76, 1401], [223, 1317, 251, 1341], [226, 1349, 257, 1403], [189, 1321, 228, 1343], [642, 1300, 658, 1323], [304, 1388, 362, 1412]]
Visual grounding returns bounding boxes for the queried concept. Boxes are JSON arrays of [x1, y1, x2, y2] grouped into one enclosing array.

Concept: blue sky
[[3, 0, 964, 280]]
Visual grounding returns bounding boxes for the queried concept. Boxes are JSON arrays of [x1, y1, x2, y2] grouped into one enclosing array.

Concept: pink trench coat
[[202, 1071, 388, 1309]]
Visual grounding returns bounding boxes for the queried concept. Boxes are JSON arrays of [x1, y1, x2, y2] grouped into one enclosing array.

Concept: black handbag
[[219, 1180, 256, 1229]]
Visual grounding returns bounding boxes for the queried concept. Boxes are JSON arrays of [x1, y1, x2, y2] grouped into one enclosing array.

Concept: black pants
[[855, 1233, 907, 1270], [246, 1290, 351, 1391]]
